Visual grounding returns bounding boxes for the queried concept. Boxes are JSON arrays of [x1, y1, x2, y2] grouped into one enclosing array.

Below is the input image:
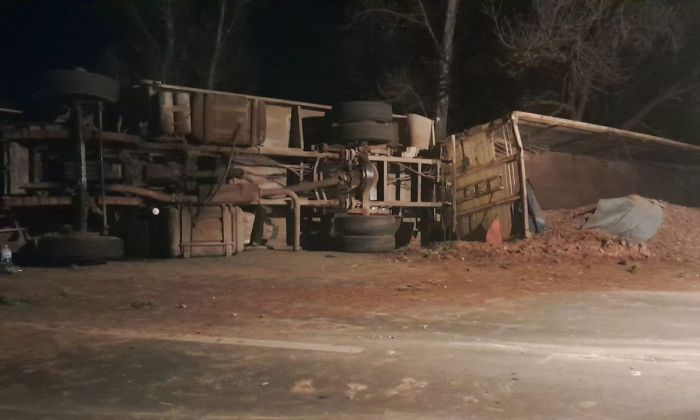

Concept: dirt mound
[[648, 204, 700, 262], [405, 203, 700, 264]]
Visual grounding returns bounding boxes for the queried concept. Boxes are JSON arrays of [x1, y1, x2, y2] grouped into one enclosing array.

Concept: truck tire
[[332, 101, 393, 123], [332, 121, 393, 144], [335, 235, 395, 253], [38, 233, 124, 264], [333, 214, 400, 236], [44, 69, 120, 103]]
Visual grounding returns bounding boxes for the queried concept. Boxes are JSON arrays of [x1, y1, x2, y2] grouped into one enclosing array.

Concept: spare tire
[[38, 233, 124, 264], [332, 121, 393, 144], [334, 214, 400, 236], [332, 101, 393, 123], [335, 235, 395, 253], [44, 69, 120, 103]]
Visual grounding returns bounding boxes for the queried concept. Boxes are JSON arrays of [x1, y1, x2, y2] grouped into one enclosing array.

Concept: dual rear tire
[[329, 101, 394, 145], [332, 214, 399, 253]]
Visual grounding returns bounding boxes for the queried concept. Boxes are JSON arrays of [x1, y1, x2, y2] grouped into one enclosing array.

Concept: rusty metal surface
[[107, 185, 197, 204], [99, 196, 143, 206], [0, 127, 71, 140], [0, 126, 141, 145], [199, 183, 261, 205], [0, 78, 448, 255], [193, 93, 251, 145], [140, 80, 333, 113], [1, 196, 72, 207], [177, 205, 247, 258], [1, 195, 143, 207]]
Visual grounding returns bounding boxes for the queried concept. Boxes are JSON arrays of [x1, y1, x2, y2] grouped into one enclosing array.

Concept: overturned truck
[[0, 69, 454, 261]]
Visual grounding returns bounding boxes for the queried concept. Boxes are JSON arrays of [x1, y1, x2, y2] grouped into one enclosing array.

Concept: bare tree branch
[[622, 73, 700, 130], [376, 68, 428, 115], [490, 0, 681, 120], [126, 3, 160, 52], [207, 0, 228, 89], [353, 8, 427, 27], [416, 0, 443, 54]]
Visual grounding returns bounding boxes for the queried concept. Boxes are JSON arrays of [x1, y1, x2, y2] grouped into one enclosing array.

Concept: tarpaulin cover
[[583, 195, 664, 243]]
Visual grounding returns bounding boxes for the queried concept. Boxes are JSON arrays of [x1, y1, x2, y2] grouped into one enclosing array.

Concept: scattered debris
[[395, 284, 429, 293], [384, 377, 428, 397], [0, 264, 21, 274], [463, 395, 479, 404], [626, 264, 639, 274], [345, 383, 368, 400], [291, 379, 316, 395], [130, 300, 154, 310], [0, 295, 31, 306]]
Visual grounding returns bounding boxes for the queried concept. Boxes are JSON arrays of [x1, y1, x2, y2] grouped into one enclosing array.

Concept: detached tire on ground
[[335, 235, 395, 253], [332, 101, 393, 123], [38, 233, 124, 264], [334, 214, 400, 236], [332, 121, 393, 145], [44, 69, 120, 103]]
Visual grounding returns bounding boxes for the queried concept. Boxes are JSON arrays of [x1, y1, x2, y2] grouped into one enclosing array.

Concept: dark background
[[0, 0, 698, 142], [0, 0, 352, 104]]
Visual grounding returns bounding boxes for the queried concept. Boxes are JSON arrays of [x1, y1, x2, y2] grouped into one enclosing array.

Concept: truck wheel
[[38, 233, 124, 264], [332, 101, 393, 123], [333, 214, 400, 236], [335, 235, 395, 253], [332, 121, 393, 144], [44, 69, 120, 103]]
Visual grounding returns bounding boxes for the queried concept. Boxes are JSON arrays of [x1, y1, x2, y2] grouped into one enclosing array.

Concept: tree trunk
[[434, 0, 459, 141], [207, 0, 228, 89], [572, 78, 591, 121]]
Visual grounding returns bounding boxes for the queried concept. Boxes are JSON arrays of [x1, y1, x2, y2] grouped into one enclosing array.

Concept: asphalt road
[[0, 254, 699, 419]]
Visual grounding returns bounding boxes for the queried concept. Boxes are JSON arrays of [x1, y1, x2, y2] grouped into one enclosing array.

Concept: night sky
[[0, 0, 354, 107], [2, 0, 698, 141]]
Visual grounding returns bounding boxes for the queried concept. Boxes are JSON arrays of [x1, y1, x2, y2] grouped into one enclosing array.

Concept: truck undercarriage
[[0, 70, 448, 262]]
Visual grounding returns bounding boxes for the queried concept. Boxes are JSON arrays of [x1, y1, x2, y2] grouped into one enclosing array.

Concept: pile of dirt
[[405, 203, 700, 264], [647, 204, 700, 262]]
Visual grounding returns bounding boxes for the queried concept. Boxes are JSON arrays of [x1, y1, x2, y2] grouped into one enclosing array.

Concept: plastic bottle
[[1, 244, 12, 266]]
